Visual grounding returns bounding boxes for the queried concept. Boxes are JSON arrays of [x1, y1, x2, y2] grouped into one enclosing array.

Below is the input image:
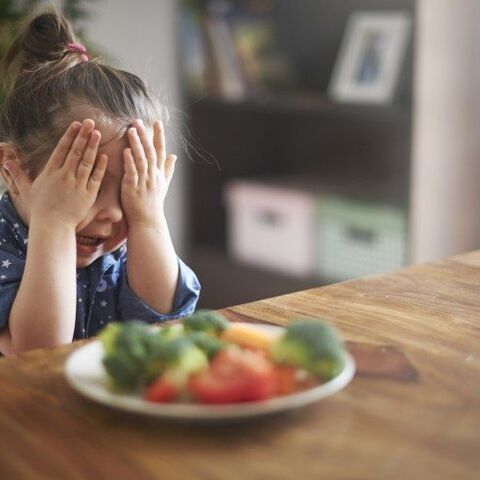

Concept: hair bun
[[23, 11, 76, 66], [1, 9, 77, 76]]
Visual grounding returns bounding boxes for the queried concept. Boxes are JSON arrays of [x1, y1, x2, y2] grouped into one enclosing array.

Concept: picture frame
[[328, 11, 412, 104]]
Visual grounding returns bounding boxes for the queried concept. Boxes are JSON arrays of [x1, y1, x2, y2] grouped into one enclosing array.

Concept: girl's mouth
[[76, 234, 105, 254], [76, 234, 103, 246]]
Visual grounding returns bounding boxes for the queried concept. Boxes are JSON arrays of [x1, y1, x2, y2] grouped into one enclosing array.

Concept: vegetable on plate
[[97, 311, 347, 404]]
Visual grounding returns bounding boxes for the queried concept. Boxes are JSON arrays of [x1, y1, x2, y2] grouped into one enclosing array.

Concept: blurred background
[[2, 0, 480, 309]]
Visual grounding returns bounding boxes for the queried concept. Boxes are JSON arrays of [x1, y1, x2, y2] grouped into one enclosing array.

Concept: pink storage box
[[224, 180, 316, 277]]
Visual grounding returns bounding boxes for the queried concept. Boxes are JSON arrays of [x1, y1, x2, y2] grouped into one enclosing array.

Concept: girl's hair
[[0, 7, 166, 180]]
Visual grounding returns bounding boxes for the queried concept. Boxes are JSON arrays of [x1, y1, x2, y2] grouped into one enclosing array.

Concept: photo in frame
[[328, 11, 412, 104]]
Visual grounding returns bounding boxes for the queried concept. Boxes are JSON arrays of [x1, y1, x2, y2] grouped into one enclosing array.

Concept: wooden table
[[0, 251, 479, 480]]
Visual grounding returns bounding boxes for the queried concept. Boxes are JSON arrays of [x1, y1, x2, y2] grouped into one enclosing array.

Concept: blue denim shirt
[[0, 194, 200, 340]]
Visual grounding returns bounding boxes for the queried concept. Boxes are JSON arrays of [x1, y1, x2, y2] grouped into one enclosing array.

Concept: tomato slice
[[188, 346, 276, 404], [144, 377, 178, 403], [272, 366, 298, 395]]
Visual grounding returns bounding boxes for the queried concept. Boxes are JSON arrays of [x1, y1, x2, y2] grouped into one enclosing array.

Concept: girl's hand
[[120, 119, 177, 228], [4, 119, 108, 228]]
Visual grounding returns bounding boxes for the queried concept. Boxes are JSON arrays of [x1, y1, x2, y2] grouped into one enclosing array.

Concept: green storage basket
[[316, 197, 407, 281]]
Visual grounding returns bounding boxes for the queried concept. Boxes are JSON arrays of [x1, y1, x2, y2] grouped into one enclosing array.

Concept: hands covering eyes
[[120, 119, 177, 228]]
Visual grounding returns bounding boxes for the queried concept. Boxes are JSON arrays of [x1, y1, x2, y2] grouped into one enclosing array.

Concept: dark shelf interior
[[188, 95, 411, 251], [191, 247, 326, 310]]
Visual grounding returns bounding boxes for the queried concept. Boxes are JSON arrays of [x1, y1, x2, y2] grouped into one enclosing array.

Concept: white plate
[[64, 323, 355, 421]]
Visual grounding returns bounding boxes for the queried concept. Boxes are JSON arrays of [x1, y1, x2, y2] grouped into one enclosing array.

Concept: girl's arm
[[126, 215, 179, 314], [120, 120, 179, 314], [9, 220, 77, 351], [1, 120, 107, 354]]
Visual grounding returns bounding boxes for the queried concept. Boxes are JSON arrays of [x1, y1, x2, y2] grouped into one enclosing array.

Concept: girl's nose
[[95, 200, 123, 224]]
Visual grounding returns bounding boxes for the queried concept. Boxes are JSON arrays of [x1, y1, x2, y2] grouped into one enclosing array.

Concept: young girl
[[0, 10, 200, 355]]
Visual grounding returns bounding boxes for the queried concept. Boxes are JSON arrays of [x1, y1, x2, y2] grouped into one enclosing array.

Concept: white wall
[[78, 0, 189, 256], [410, 0, 480, 262]]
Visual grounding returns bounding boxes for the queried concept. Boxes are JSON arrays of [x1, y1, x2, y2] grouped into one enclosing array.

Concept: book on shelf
[[178, 4, 208, 97], [179, 0, 296, 101], [229, 10, 295, 95], [202, 3, 248, 101]]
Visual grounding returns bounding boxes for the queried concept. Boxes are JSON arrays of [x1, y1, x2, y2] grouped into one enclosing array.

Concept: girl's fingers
[[132, 119, 157, 175], [47, 121, 82, 171], [164, 154, 177, 188], [76, 129, 101, 184], [122, 148, 138, 187], [153, 120, 166, 169], [63, 119, 95, 171], [127, 127, 148, 180], [87, 154, 108, 193]]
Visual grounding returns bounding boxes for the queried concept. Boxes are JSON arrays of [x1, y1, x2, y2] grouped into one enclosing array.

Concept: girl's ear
[[0, 143, 24, 195]]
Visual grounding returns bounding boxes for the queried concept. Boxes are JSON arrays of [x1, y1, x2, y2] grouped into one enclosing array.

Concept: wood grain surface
[[0, 251, 479, 480]]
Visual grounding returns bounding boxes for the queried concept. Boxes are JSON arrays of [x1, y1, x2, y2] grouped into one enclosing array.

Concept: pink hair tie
[[65, 42, 89, 62]]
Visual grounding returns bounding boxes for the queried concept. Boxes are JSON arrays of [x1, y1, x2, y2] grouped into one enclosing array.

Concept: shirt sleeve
[[117, 256, 201, 323], [0, 248, 25, 331]]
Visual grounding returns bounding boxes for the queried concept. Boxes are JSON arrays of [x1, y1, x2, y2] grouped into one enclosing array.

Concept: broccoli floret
[[157, 323, 184, 339], [98, 322, 123, 356], [186, 331, 226, 359], [149, 336, 207, 372], [182, 309, 229, 335], [143, 334, 208, 384], [100, 321, 160, 391], [98, 322, 207, 391], [270, 319, 346, 380]]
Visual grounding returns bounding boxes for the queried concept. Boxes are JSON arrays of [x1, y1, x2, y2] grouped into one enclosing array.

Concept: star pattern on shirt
[[2, 259, 11, 268], [100, 300, 107, 307]]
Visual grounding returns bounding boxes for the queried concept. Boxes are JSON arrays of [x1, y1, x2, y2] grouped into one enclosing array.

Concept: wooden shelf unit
[[180, 0, 415, 309]]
